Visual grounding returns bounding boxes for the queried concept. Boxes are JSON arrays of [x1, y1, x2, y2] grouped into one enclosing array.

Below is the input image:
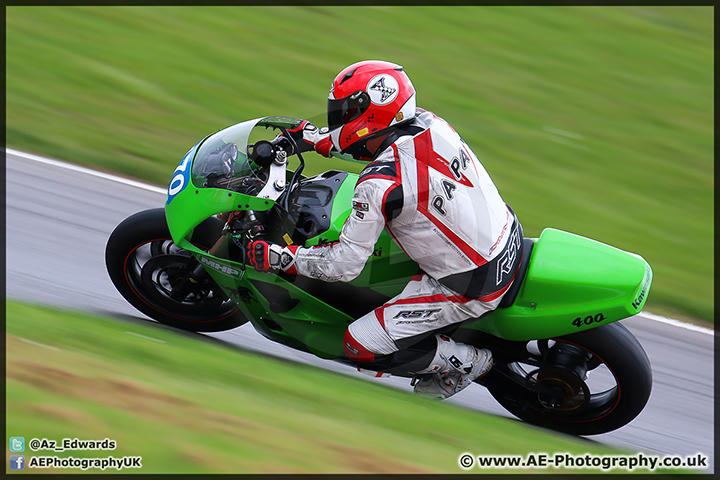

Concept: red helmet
[[327, 60, 416, 157]]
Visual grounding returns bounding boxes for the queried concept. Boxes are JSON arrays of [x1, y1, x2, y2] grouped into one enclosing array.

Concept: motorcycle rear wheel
[[105, 208, 248, 332], [483, 322, 652, 435]]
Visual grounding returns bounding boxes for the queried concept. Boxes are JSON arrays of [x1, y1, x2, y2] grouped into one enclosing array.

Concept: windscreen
[[190, 119, 266, 195]]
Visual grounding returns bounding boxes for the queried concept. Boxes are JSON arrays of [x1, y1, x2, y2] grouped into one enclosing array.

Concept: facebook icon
[[10, 455, 25, 470]]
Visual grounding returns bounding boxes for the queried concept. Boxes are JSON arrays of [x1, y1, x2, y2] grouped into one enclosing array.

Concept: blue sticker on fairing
[[166, 143, 199, 205]]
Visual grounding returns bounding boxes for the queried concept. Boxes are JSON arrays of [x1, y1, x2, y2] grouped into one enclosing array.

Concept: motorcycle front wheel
[[482, 322, 652, 435], [105, 208, 248, 332]]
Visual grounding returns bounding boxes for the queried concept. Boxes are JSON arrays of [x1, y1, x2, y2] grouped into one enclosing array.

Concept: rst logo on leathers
[[367, 74, 399, 105], [496, 228, 522, 285], [393, 309, 441, 320]]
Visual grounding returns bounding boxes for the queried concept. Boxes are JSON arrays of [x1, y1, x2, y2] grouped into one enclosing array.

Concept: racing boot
[[412, 334, 493, 400]]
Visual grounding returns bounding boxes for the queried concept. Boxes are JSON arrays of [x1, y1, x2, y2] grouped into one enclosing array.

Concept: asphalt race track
[[6, 150, 714, 473]]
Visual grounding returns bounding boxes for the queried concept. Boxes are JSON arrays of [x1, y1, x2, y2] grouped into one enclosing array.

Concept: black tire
[[105, 208, 248, 332], [485, 322, 652, 435]]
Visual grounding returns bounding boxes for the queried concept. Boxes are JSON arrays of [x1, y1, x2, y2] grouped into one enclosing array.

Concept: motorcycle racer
[[248, 60, 524, 399]]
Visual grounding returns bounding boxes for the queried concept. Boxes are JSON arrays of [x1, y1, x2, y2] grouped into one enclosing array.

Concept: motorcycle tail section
[[474, 228, 653, 341]]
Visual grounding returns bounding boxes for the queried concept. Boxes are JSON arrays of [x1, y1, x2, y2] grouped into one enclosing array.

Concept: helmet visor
[[327, 91, 370, 131]]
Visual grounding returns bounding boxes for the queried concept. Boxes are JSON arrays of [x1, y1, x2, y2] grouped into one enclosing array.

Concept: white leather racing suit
[[286, 110, 523, 363]]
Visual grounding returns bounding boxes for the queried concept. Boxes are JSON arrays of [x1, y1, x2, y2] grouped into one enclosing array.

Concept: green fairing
[[204, 266, 352, 358], [164, 117, 652, 359], [167, 187, 274, 252], [471, 229, 653, 341]]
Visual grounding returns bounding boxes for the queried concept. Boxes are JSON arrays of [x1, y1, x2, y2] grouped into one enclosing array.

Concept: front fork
[[168, 211, 245, 300]]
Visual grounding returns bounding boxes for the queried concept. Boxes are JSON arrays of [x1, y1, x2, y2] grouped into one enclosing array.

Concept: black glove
[[247, 240, 298, 274]]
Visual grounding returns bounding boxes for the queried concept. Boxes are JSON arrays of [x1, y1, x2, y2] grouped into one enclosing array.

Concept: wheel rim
[[123, 238, 238, 322], [506, 338, 621, 423]]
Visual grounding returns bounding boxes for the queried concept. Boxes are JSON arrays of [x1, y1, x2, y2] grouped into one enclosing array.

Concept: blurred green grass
[[6, 301, 659, 474], [6, 6, 713, 321]]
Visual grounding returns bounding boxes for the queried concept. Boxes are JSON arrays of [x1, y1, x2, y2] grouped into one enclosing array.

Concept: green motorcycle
[[106, 116, 653, 435]]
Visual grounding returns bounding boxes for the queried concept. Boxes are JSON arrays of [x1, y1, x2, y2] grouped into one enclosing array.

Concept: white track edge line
[[125, 331, 167, 343], [6, 148, 166, 194], [7, 148, 714, 336], [639, 312, 713, 336]]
